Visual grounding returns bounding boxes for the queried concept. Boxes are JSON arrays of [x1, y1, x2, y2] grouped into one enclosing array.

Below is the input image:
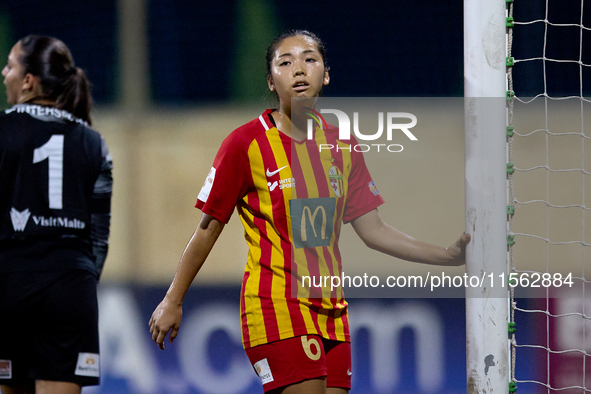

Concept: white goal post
[[464, 0, 511, 392]]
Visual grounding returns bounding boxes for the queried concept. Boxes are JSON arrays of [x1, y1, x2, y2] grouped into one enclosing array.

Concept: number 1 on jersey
[[33, 135, 64, 209]]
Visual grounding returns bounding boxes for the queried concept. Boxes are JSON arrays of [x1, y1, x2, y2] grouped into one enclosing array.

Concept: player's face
[[267, 35, 330, 104], [2, 42, 27, 105]]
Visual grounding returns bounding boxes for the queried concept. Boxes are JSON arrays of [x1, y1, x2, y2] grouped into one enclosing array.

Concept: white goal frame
[[464, 0, 511, 392]]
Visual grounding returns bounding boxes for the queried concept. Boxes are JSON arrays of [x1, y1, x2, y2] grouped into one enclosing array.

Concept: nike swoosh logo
[[347, 369, 352, 376], [266, 165, 288, 177]]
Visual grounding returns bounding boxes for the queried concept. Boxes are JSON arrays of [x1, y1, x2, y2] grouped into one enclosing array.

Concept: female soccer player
[[0, 35, 112, 394], [149, 30, 470, 394]]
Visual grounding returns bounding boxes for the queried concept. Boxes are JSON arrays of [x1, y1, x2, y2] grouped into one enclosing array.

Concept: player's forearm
[[366, 222, 452, 265], [90, 143, 113, 278], [352, 209, 455, 266], [165, 215, 224, 305]]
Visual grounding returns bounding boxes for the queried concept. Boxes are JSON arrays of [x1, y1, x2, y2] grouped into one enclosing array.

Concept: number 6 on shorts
[[301, 335, 321, 361]]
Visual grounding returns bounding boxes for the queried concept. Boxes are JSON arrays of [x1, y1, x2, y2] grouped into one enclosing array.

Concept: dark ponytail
[[19, 35, 93, 125]]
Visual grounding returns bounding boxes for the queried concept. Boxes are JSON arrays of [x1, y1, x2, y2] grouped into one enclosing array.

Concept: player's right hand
[[149, 295, 182, 350], [445, 232, 472, 266]]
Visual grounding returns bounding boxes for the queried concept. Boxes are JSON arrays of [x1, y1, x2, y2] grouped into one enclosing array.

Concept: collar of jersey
[[6, 104, 88, 126]]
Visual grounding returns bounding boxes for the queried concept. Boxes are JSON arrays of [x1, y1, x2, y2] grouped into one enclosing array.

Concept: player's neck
[[21, 97, 56, 107], [273, 104, 306, 142]]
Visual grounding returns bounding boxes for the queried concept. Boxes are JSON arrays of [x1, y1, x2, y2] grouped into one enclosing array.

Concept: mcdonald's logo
[[301, 205, 327, 242], [290, 198, 336, 249]]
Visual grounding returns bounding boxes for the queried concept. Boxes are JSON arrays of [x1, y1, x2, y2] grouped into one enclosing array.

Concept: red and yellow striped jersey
[[196, 109, 384, 348]]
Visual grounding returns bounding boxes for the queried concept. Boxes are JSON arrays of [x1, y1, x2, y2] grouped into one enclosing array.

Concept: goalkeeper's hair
[[19, 34, 93, 125]]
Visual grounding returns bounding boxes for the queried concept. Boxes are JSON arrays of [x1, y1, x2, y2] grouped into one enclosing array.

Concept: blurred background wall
[[0, 0, 468, 284], [1, 0, 586, 284], [0, 0, 588, 393]]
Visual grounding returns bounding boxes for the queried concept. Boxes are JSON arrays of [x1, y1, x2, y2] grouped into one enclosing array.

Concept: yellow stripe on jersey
[[333, 314, 346, 340], [267, 130, 293, 247], [338, 139, 352, 191], [299, 301, 320, 337], [264, 128, 295, 340], [313, 129, 345, 307], [316, 310, 329, 338], [293, 141, 318, 198], [241, 140, 269, 346]]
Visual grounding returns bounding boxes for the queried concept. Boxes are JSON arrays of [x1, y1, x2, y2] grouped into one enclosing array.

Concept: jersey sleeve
[[195, 133, 251, 223], [90, 136, 113, 278], [342, 147, 385, 223]]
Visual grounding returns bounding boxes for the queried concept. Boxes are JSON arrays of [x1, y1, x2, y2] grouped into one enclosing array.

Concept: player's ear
[[21, 73, 37, 91], [22, 73, 44, 99], [267, 74, 275, 92], [323, 69, 330, 86]]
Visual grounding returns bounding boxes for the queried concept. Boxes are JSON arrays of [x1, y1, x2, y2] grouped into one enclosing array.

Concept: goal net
[[507, 0, 590, 392]]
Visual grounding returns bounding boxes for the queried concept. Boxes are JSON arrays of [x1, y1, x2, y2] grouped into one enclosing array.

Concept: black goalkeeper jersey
[[0, 104, 112, 275]]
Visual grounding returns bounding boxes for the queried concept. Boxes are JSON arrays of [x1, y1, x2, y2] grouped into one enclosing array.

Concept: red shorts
[[245, 335, 351, 392]]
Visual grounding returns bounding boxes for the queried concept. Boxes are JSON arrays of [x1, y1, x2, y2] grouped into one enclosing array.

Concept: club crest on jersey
[[10, 208, 31, 231], [328, 166, 343, 198]]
